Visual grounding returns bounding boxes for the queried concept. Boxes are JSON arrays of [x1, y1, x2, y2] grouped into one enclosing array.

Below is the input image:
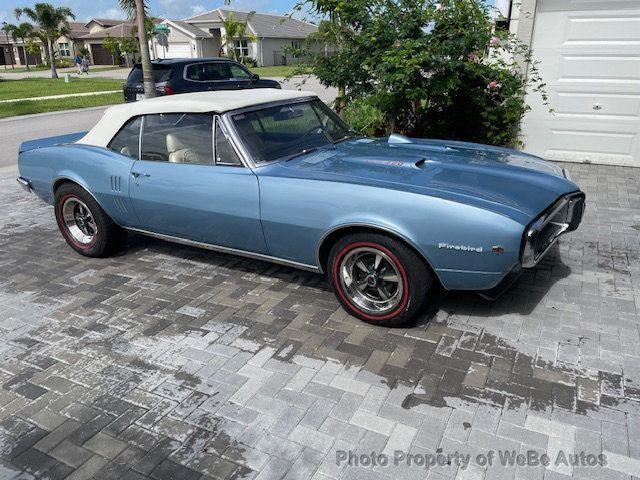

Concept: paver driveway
[[0, 163, 639, 480]]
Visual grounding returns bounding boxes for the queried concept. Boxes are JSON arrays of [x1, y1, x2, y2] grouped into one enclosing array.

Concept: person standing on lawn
[[81, 55, 90, 74], [74, 54, 82, 74]]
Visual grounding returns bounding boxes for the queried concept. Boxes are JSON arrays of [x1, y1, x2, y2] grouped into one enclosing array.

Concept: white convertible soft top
[[77, 88, 317, 148]]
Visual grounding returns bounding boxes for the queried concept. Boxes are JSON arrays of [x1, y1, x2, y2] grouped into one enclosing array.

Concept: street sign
[[156, 33, 168, 47], [153, 24, 170, 34]]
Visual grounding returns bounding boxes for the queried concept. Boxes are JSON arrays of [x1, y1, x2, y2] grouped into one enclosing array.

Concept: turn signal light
[[164, 85, 175, 95]]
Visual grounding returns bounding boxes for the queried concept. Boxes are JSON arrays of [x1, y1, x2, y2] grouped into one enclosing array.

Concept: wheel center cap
[[365, 275, 377, 287]]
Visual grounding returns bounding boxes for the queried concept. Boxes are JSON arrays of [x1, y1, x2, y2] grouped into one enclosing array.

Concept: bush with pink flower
[[295, 0, 548, 147]]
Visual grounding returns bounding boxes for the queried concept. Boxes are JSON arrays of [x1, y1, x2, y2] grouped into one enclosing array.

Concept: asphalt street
[[0, 76, 337, 169], [0, 107, 108, 169]]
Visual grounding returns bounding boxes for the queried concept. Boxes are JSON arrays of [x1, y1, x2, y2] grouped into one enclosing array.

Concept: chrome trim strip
[[315, 222, 434, 277], [51, 176, 102, 206], [126, 227, 321, 273], [216, 115, 250, 168], [17, 177, 32, 193], [138, 115, 144, 160], [225, 96, 319, 117]]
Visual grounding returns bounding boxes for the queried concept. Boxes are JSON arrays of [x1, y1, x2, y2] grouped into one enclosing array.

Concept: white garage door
[[521, 0, 640, 167], [156, 42, 193, 59]]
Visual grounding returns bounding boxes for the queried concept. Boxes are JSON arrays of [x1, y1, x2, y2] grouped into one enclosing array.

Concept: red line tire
[[54, 183, 126, 258], [328, 232, 433, 327]]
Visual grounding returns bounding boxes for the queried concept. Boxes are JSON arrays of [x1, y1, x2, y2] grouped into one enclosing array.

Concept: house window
[[58, 42, 71, 57], [291, 40, 301, 49], [234, 39, 249, 57]]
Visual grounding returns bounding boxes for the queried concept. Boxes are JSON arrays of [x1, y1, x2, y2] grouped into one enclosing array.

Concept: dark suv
[[123, 58, 281, 102]]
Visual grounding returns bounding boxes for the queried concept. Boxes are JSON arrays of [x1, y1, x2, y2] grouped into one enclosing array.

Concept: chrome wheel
[[61, 197, 98, 245], [338, 247, 404, 315]]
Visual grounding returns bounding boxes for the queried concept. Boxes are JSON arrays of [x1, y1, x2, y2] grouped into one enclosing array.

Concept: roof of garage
[[163, 20, 212, 39], [183, 8, 318, 38]]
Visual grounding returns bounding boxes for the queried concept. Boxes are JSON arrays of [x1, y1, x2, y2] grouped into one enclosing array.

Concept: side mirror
[[252, 73, 259, 81]]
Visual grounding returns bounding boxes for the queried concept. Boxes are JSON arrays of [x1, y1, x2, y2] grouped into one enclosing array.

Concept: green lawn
[[0, 77, 124, 101], [250, 65, 311, 77], [0, 92, 123, 119], [1, 65, 125, 74]]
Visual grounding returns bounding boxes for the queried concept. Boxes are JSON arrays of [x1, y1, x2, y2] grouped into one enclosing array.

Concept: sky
[[0, 0, 309, 25], [1, 0, 499, 27]]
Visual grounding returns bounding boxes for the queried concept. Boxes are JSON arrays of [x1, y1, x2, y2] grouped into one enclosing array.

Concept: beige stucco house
[[152, 9, 319, 66]]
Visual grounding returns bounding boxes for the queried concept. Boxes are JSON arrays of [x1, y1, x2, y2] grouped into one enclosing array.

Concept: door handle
[[131, 171, 150, 178]]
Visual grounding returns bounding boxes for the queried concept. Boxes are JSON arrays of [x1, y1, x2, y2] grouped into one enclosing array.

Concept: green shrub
[[240, 56, 257, 67], [340, 98, 386, 137], [299, 0, 547, 147]]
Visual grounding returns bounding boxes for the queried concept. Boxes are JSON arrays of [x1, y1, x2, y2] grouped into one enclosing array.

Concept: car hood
[[273, 137, 581, 222]]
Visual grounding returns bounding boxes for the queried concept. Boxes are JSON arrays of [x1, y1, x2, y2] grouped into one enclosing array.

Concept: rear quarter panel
[[257, 172, 527, 291], [18, 144, 137, 227]]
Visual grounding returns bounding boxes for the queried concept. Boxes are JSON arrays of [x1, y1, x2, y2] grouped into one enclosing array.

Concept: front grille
[[521, 192, 585, 268]]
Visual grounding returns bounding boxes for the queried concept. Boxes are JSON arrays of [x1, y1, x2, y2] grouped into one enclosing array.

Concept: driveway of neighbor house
[[0, 161, 639, 480]]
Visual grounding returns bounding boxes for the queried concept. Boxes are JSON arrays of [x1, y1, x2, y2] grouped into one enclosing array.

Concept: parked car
[[17, 89, 585, 326], [122, 58, 281, 102]]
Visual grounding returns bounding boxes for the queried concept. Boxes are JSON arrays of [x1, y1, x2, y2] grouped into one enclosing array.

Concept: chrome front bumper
[[521, 192, 585, 268], [17, 177, 32, 193]]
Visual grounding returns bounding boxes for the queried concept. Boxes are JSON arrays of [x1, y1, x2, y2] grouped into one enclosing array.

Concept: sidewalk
[[0, 65, 125, 80], [0, 90, 121, 104]]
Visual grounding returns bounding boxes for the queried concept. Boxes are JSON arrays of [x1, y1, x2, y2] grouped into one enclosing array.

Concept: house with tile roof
[[2, 21, 90, 67]]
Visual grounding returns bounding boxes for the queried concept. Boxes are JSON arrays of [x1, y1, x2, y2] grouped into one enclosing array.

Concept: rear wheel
[[328, 233, 433, 327], [54, 183, 125, 257]]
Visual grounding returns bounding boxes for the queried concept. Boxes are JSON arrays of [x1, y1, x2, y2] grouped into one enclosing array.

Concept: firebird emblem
[[438, 243, 483, 253]]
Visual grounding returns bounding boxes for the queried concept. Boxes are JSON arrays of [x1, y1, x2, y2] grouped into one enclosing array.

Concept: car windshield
[[230, 99, 356, 164], [127, 64, 172, 84]]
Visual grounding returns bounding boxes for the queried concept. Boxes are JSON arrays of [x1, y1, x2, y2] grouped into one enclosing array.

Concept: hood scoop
[[388, 133, 413, 145], [388, 133, 459, 154]]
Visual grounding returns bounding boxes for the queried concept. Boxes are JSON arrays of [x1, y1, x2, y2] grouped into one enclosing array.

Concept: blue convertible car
[[17, 89, 585, 326]]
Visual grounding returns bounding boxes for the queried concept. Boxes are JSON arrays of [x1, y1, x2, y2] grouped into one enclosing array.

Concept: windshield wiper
[[334, 133, 358, 143], [281, 147, 318, 162]]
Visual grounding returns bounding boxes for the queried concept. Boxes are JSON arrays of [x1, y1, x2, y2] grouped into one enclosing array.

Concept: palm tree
[[15, 3, 73, 78], [118, 0, 156, 98], [1, 23, 16, 69], [3, 22, 35, 70], [221, 11, 256, 63]]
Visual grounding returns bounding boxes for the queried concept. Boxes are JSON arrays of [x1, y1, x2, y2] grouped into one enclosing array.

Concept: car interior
[[232, 101, 350, 163], [108, 113, 244, 166], [185, 62, 252, 82]]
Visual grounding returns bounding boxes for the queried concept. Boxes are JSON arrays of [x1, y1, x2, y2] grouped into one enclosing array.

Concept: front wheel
[[54, 183, 125, 257], [328, 233, 433, 327]]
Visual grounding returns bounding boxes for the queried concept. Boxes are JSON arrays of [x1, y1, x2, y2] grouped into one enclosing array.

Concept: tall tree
[[15, 3, 74, 78], [3, 22, 35, 70], [118, 0, 156, 98], [1, 23, 16, 69]]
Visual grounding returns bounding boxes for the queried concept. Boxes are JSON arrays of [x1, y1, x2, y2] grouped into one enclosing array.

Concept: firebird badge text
[[438, 243, 484, 253]]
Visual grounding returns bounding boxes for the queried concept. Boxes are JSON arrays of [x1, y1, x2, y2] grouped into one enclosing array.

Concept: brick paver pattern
[[0, 162, 639, 480]]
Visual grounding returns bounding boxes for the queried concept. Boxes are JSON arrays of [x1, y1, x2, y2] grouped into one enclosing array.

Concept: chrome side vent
[[110, 175, 122, 192], [114, 197, 128, 214]]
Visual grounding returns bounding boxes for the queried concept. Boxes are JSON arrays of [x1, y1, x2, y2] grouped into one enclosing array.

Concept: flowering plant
[[296, 0, 548, 147]]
